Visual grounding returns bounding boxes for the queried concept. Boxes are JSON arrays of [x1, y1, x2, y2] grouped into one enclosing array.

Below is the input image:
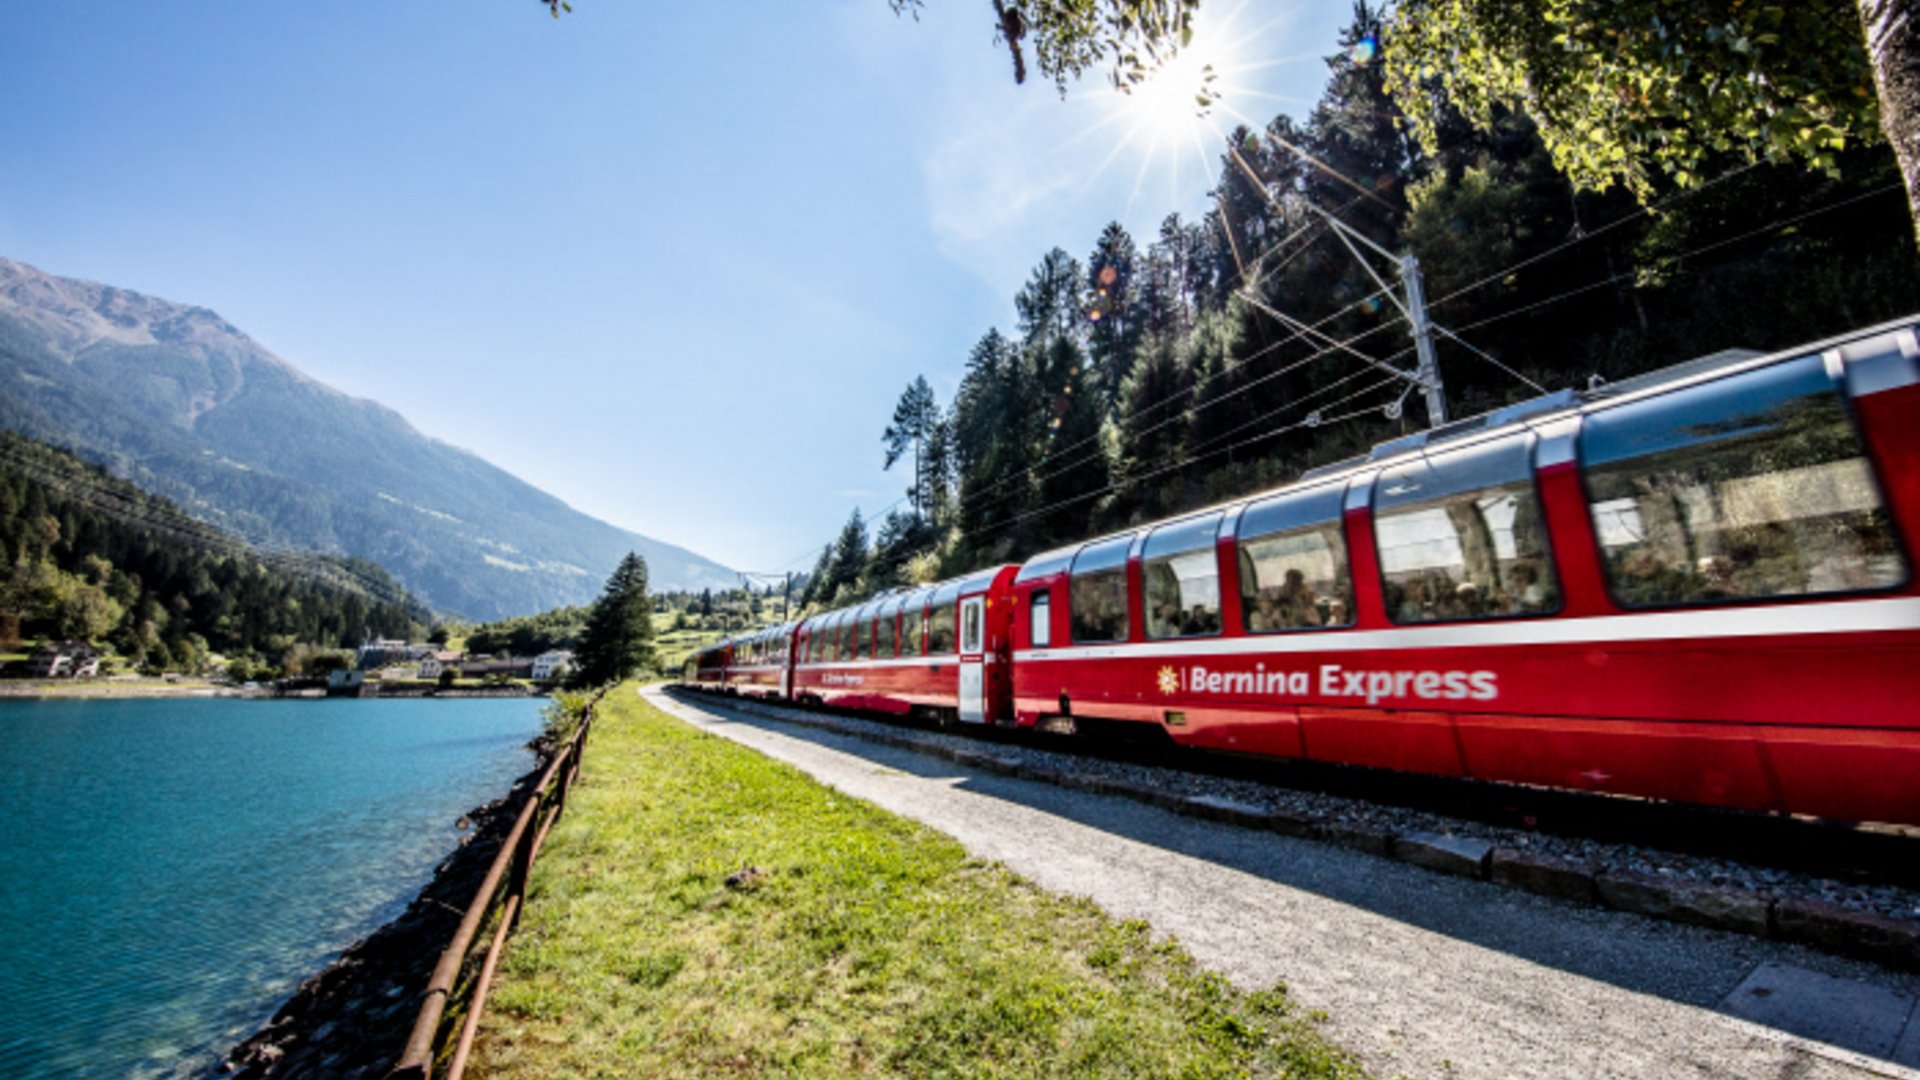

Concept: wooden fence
[[387, 701, 595, 1080]]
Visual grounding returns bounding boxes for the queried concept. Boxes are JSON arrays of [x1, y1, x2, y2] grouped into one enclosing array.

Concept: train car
[[1008, 317, 1920, 826], [791, 566, 1019, 722], [719, 621, 795, 699], [686, 640, 732, 690]]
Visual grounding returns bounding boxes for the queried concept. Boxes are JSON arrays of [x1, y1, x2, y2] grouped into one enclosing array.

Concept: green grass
[[473, 687, 1366, 1079]]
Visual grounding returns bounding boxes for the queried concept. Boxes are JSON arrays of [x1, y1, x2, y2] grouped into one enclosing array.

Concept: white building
[[531, 650, 574, 681]]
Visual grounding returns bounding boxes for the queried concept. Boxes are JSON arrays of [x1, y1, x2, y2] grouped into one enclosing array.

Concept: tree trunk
[[1860, 0, 1920, 245]]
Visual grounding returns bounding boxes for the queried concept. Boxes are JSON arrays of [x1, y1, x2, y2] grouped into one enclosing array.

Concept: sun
[[1126, 37, 1227, 152], [1085, 2, 1285, 210]]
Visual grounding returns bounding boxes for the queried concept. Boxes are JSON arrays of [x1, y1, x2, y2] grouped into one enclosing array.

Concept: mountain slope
[[0, 256, 734, 619]]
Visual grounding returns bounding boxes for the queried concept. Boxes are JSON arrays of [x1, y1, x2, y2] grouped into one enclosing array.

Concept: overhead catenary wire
[[955, 325, 1414, 526], [972, 372, 1403, 540], [1439, 181, 1907, 342], [950, 282, 1404, 522]]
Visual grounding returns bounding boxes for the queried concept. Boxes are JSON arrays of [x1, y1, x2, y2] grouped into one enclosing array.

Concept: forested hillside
[[0, 430, 429, 675], [795, 3, 1920, 611]]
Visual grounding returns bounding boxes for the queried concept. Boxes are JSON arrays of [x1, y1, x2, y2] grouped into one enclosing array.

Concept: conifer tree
[[882, 376, 945, 518], [572, 552, 653, 687], [820, 510, 869, 604], [1087, 222, 1146, 417]]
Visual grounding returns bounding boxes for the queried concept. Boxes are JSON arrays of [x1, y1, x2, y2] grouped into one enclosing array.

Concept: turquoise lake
[[0, 696, 546, 1078]]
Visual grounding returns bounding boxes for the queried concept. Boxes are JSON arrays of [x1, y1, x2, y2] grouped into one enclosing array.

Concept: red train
[[687, 316, 1920, 827]]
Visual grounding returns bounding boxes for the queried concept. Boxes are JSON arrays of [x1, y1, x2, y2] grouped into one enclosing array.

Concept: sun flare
[[1084, 2, 1293, 211], [1126, 37, 1228, 151]]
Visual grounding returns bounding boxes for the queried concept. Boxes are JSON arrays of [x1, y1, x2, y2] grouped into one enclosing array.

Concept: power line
[[1425, 159, 1766, 313], [1441, 181, 1906, 342], [970, 373, 1402, 541]]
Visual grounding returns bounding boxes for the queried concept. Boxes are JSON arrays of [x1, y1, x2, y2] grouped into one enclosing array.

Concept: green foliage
[[1385, 0, 1880, 200], [538, 687, 594, 745], [465, 605, 587, 657], [0, 430, 429, 673], [889, 0, 1202, 95], [572, 553, 654, 687], [820, 511, 869, 606]]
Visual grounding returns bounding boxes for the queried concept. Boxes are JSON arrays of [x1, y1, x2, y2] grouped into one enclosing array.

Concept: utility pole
[[1400, 253, 1447, 425], [1281, 202, 1449, 428]]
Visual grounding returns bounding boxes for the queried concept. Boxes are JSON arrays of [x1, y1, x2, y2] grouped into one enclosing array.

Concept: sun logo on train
[[1157, 666, 1180, 695]]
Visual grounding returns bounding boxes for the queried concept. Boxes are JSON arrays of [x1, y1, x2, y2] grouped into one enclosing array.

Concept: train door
[[958, 595, 986, 722], [778, 632, 792, 700]]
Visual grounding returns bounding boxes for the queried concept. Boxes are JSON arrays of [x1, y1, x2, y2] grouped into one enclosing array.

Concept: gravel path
[[648, 687, 1920, 1080]]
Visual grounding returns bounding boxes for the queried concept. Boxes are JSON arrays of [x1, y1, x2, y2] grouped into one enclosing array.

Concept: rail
[[387, 699, 596, 1080]]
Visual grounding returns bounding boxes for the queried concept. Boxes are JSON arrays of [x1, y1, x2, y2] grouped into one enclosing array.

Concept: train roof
[[1009, 314, 1919, 571], [797, 564, 1017, 630]]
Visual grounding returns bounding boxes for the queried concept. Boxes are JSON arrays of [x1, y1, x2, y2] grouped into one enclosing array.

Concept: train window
[[876, 609, 897, 657], [1583, 355, 1908, 606], [901, 600, 926, 657], [1070, 534, 1134, 643], [960, 598, 983, 654], [1238, 485, 1353, 631], [927, 600, 956, 655], [1143, 514, 1223, 639], [1030, 590, 1050, 648], [1375, 434, 1560, 622]]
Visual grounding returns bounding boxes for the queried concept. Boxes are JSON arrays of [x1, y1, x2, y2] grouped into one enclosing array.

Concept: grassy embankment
[[473, 687, 1365, 1078]]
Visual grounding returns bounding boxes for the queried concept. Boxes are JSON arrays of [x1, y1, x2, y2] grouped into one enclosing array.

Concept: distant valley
[[0, 256, 734, 619]]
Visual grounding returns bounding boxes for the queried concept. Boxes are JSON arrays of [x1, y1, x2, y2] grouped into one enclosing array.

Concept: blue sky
[[1, 1, 1349, 574]]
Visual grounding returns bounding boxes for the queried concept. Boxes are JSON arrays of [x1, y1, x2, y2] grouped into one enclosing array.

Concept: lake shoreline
[[220, 738, 553, 1078], [0, 679, 546, 700], [0, 678, 248, 699]]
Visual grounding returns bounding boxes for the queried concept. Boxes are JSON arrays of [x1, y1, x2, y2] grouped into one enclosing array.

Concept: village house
[[27, 641, 101, 679], [530, 650, 574, 681], [416, 650, 464, 679]]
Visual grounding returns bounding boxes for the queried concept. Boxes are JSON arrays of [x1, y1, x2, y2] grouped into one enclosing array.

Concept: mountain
[[0, 256, 735, 620]]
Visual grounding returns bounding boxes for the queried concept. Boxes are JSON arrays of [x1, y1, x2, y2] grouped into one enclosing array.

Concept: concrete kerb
[[662, 687, 1920, 975]]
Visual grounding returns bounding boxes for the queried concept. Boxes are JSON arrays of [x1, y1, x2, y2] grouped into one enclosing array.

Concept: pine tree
[[572, 552, 653, 687], [882, 376, 944, 517], [1086, 222, 1146, 418], [821, 510, 868, 604]]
